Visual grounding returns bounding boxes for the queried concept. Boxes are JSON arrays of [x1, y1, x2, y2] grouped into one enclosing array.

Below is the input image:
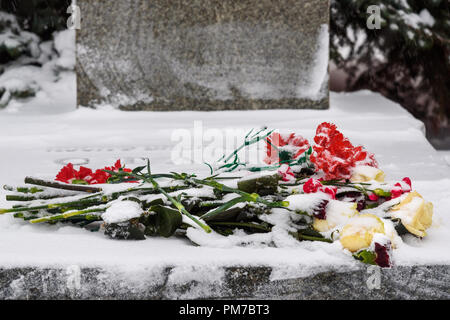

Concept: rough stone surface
[[76, 0, 329, 110], [1, 265, 448, 299]]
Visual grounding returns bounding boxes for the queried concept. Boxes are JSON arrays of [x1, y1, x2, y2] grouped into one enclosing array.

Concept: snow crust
[[0, 29, 76, 114], [399, 9, 436, 29], [285, 193, 328, 214]]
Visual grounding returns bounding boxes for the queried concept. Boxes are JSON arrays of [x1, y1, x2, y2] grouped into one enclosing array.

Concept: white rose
[[388, 191, 433, 238], [313, 200, 359, 232]]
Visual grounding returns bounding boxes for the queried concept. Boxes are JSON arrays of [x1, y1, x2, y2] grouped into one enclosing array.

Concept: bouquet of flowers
[[0, 122, 433, 268]]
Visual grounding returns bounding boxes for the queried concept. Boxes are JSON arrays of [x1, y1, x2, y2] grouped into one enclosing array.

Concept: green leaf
[[71, 179, 89, 185], [132, 166, 146, 174], [353, 249, 376, 265]]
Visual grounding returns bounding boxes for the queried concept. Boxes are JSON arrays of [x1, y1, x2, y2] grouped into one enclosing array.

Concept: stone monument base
[[1, 265, 448, 299]]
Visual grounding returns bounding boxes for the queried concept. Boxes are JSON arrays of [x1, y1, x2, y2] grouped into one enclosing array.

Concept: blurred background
[[0, 0, 449, 149], [330, 0, 449, 150]]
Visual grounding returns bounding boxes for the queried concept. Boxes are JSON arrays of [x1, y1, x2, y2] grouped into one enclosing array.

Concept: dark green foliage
[[142, 205, 183, 238], [1, 0, 71, 40], [104, 218, 146, 240], [331, 0, 450, 146]]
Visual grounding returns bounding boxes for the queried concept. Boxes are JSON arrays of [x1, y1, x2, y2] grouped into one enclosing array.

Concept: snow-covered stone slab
[[0, 91, 449, 299], [1, 265, 449, 299], [76, 0, 329, 110]]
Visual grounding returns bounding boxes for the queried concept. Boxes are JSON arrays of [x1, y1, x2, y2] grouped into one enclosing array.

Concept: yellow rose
[[340, 214, 385, 252], [389, 191, 433, 238], [350, 165, 385, 183], [313, 200, 359, 232]]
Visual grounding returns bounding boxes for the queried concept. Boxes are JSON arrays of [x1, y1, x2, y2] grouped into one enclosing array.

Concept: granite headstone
[[76, 0, 330, 110]]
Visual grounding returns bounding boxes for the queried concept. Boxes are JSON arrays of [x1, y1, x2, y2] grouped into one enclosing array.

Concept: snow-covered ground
[[0, 90, 449, 279], [438, 150, 450, 167]]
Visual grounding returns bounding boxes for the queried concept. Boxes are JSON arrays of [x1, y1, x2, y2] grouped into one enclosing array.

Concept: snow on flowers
[[310, 122, 378, 180], [1, 122, 434, 268], [265, 132, 310, 165]]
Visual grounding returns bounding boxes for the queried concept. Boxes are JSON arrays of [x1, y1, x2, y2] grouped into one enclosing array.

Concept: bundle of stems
[[0, 161, 289, 235], [1, 159, 386, 244]]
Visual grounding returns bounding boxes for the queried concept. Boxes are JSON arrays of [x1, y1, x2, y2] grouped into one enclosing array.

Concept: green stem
[[190, 178, 289, 209], [24, 177, 103, 193], [222, 128, 273, 163], [6, 194, 74, 202], [30, 208, 106, 224], [0, 197, 107, 215], [321, 181, 373, 195], [3, 185, 44, 194], [209, 221, 271, 232], [290, 231, 332, 243], [299, 234, 333, 243]]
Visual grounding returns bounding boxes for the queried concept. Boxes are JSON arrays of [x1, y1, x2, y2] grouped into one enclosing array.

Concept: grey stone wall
[[76, 0, 330, 110], [1, 265, 449, 299]]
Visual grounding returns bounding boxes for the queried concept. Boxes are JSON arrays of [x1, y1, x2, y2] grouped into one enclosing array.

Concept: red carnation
[[76, 166, 93, 182], [310, 122, 378, 180], [303, 178, 323, 193], [302, 178, 337, 200], [402, 177, 412, 189], [89, 169, 110, 184], [55, 160, 135, 185], [55, 163, 78, 184], [389, 177, 413, 199], [265, 132, 310, 165], [368, 192, 379, 201]]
